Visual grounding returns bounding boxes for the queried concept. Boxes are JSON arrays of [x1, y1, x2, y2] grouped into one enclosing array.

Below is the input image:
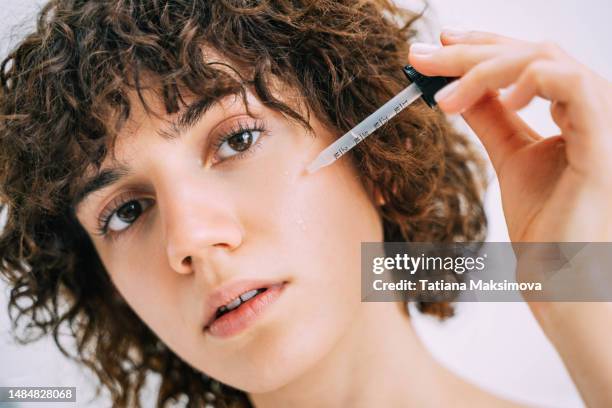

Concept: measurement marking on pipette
[[334, 145, 350, 159], [394, 96, 412, 113], [374, 114, 388, 129]]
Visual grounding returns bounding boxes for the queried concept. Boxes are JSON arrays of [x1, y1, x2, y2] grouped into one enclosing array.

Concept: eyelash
[[93, 119, 268, 240]]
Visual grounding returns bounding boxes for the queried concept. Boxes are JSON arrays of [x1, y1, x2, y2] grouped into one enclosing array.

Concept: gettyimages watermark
[[361, 242, 612, 302]]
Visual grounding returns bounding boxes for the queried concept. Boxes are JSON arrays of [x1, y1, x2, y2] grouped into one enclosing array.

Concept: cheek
[[97, 239, 187, 347], [289, 156, 384, 339], [227, 122, 383, 249]]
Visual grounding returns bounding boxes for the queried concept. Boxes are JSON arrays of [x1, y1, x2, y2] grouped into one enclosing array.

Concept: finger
[[501, 59, 604, 138], [434, 52, 540, 113], [440, 28, 523, 46], [408, 43, 508, 77], [460, 94, 537, 175], [502, 60, 583, 109], [550, 101, 571, 131]]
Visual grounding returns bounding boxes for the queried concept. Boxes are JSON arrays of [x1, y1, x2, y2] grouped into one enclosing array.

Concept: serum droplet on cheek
[[296, 216, 306, 231]]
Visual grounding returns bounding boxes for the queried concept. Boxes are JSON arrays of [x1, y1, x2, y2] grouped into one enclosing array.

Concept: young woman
[[1, 0, 610, 407]]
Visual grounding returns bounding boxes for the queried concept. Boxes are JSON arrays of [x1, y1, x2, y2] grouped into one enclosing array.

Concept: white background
[[1, 1, 611, 406]]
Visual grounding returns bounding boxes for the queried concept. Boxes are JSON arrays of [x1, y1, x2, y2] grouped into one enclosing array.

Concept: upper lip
[[202, 278, 286, 329]]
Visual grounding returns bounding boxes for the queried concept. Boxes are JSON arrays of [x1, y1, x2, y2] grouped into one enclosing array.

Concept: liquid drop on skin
[[296, 216, 306, 231]]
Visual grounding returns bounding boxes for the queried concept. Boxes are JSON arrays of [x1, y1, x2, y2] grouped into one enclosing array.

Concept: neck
[[247, 302, 476, 408]]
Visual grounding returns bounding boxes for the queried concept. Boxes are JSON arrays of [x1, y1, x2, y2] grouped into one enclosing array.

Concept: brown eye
[[117, 201, 142, 222], [107, 199, 154, 232], [228, 131, 253, 152], [217, 129, 262, 160]]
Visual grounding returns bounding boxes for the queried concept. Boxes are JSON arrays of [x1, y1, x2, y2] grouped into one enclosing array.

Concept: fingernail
[[409, 42, 440, 56], [434, 81, 460, 103], [441, 27, 468, 38]]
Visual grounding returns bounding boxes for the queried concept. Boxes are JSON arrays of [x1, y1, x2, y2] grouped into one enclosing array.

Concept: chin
[[230, 316, 349, 394], [228, 354, 314, 394]]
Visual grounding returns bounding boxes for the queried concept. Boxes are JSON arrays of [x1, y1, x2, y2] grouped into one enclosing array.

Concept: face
[[74, 79, 384, 392]]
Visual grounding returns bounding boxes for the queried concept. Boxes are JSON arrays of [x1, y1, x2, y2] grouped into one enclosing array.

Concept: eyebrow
[[71, 88, 245, 212]]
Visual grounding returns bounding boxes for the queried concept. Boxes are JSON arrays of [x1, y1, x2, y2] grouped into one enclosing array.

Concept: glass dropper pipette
[[306, 65, 452, 174]]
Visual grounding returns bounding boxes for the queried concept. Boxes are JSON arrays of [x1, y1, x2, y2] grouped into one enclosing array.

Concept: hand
[[409, 30, 612, 408], [408, 29, 612, 242]]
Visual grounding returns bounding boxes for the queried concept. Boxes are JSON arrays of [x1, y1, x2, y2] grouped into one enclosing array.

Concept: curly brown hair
[[0, 0, 487, 406]]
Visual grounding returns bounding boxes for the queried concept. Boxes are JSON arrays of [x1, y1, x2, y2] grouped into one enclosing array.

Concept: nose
[[160, 178, 244, 275]]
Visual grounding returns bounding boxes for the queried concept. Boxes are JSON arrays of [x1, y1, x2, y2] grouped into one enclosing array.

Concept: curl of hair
[[0, 0, 487, 406]]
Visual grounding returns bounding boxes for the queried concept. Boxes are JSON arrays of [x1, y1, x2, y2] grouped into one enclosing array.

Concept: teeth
[[240, 289, 259, 302], [216, 287, 268, 317], [225, 297, 242, 311]]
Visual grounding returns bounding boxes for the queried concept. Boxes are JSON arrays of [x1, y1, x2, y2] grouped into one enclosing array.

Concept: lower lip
[[205, 282, 286, 338]]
